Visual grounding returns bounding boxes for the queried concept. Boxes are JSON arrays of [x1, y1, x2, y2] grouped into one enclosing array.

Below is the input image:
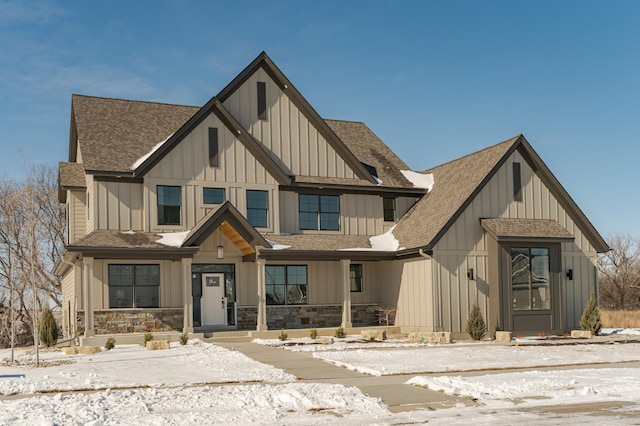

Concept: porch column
[[82, 257, 95, 337], [341, 259, 353, 328], [256, 257, 268, 331], [181, 258, 194, 333]]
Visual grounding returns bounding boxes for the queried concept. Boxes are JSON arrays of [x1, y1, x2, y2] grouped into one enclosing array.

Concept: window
[[109, 264, 159, 308], [299, 194, 340, 230], [383, 197, 396, 222], [511, 247, 550, 311], [203, 187, 225, 204], [208, 127, 219, 167], [350, 264, 363, 292], [265, 265, 307, 305], [257, 81, 267, 120], [157, 186, 181, 225], [246, 190, 268, 227], [513, 162, 522, 202]]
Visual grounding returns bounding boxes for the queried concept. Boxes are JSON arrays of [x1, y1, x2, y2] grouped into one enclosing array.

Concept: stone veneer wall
[[236, 304, 378, 330], [77, 309, 183, 335]]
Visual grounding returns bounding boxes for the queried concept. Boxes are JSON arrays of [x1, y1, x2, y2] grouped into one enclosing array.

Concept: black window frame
[[383, 197, 396, 222], [203, 187, 225, 205], [157, 185, 181, 226], [257, 81, 267, 121], [208, 127, 219, 168], [265, 265, 308, 305], [298, 194, 340, 231], [108, 264, 160, 308], [350, 264, 363, 292], [246, 189, 269, 228]]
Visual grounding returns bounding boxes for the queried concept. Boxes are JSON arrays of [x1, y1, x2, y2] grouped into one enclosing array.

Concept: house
[[55, 52, 609, 344]]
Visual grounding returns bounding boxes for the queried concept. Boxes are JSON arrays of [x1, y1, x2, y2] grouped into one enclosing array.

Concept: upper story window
[[513, 162, 522, 202], [299, 194, 340, 231], [246, 190, 268, 228], [203, 187, 225, 204], [383, 197, 396, 222], [108, 264, 160, 308], [265, 265, 308, 305], [209, 127, 219, 167], [257, 81, 267, 120], [157, 185, 181, 225], [350, 264, 363, 292]]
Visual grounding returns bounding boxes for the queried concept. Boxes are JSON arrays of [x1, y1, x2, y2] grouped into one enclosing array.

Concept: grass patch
[[601, 310, 640, 328]]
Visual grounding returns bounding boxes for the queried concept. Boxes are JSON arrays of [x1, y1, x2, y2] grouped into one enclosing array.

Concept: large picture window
[[299, 194, 339, 230], [246, 190, 268, 228], [157, 185, 181, 225], [511, 247, 550, 311], [109, 264, 160, 308], [265, 265, 307, 305]]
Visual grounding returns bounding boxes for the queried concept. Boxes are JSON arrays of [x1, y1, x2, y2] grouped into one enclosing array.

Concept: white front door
[[201, 273, 227, 326]]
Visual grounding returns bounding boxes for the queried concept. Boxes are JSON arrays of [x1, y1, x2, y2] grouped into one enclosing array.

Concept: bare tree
[[0, 165, 65, 348], [598, 233, 640, 310]]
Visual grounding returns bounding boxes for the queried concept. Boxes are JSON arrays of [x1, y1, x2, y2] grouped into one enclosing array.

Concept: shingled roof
[[71, 94, 199, 173], [393, 136, 520, 250], [325, 120, 414, 188]]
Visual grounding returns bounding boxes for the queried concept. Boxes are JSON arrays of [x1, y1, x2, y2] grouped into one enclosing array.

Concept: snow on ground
[[0, 340, 292, 395], [408, 367, 640, 403], [2, 337, 640, 424], [311, 341, 640, 375]]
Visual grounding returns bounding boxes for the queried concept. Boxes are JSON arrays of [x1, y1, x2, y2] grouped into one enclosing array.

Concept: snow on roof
[[131, 133, 174, 170], [267, 239, 291, 250], [340, 225, 400, 251], [157, 230, 190, 247], [400, 170, 434, 191]]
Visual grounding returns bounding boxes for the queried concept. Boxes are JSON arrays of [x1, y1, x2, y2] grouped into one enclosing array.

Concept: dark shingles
[[70, 230, 169, 249], [393, 137, 520, 250], [325, 120, 414, 188], [59, 162, 86, 188], [266, 234, 373, 251], [481, 218, 574, 240], [72, 95, 199, 173]]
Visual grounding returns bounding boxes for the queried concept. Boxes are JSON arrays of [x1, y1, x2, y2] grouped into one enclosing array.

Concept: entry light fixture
[[566, 269, 573, 280], [467, 268, 475, 281], [217, 245, 224, 259]]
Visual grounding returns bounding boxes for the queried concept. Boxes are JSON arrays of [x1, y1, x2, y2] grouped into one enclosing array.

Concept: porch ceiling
[[220, 220, 255, 255]]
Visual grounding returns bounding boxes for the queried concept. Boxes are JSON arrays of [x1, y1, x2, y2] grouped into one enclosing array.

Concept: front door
[[201, 273, 227, 326]]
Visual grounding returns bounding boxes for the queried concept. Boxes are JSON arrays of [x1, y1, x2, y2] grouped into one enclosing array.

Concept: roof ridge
[[422, 135, 521, 172], [323, 118, 366, 125], [72, 93, 199, 109]]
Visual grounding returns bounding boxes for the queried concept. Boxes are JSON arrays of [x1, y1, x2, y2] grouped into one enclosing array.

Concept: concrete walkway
[[215, 341, 474, 412]]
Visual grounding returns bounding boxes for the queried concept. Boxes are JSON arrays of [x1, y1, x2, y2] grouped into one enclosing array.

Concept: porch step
[[204, 330, 253, 343]]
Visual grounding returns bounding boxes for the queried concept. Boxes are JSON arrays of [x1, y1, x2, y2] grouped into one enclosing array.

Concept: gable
[[146, 109, 278, 185], [217, 52, 376, 183]]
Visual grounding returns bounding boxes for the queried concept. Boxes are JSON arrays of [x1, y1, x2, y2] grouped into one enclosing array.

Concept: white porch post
[[182, 258, 194, 333], [256, 256, 268, 331], [82, 257, 95, 337], [341, 259, 353, 328]]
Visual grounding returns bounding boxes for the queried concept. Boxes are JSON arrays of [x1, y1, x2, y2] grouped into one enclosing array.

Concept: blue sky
[[1, 1, 638, 238]]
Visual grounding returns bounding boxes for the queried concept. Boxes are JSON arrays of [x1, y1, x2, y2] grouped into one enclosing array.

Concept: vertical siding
[[68, 190, 86, 243], [94, 181, 143, 231], [223, 67, 359, 180], [388, 258, 434, 330], [432, 149, 599, 332]]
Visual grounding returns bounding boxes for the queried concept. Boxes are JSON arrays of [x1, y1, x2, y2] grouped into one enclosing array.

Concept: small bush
[[143, 332, 154, 344], [334, 326, 346, 338], [39, 307, 59, 347], [309, 328, 318, 339], [278, 329, 288, 341], [179, 332, 189, 346], [465, 303, 487, 341], [105, 337, 116, 350], [580, 292, 602, 335]]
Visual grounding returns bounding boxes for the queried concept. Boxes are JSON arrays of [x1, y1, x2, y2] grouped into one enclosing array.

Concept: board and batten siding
[[430, 149, 599, 333], [93, 181, 143, 231], [223, 67, 359, 180], [143, 112, 279, 233], [68, 190, 87, 243], [279, 193, 420, 236]]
